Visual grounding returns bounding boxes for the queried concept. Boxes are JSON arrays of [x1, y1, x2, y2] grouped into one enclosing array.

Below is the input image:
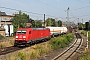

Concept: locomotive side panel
[[14, 28, 51, 46]]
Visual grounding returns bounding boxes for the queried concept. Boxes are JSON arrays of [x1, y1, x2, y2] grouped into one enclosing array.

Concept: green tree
[[58, 20, 62, 27], [78, 22, 83, 30], [34, 20, 42, 28], [31, 20, 42, 28], [26, 18, 34, 28], [31, 20, 35, 28], [46, 18, 56, 26], [12, 11, 29, 32], [88, 20, 90, 30]]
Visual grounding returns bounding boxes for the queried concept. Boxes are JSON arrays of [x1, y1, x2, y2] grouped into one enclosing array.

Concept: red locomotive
[[14, 28, 51, 46]]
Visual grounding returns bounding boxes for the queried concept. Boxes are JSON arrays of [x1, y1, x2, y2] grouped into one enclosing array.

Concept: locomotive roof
[[32, 28, 48, 30], [18, 28, 48, 30]]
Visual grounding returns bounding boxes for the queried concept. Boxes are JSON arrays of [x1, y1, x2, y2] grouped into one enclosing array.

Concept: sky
[[0, 0, 90, 24]]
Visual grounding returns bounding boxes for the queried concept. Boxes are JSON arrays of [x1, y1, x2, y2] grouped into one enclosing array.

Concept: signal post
[[85, 22, 89, 51]]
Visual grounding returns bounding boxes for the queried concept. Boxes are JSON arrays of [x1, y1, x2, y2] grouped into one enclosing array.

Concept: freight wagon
[[46, 27, 68, 36]]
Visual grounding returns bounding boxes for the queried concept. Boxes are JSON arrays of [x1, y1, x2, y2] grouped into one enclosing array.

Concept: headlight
[[23, 36, 26, 38], [16, 36, 18, 38]]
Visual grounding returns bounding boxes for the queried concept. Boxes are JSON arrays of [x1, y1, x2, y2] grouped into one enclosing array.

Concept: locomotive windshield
[[17, 30, 26, 34]]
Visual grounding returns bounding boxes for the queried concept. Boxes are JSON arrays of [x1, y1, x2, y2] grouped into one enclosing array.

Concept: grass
[[5, 33, 74, 60], [78, 47, 90, 60], [0, 38, 14, 48], [0, 34, 4, 40], [80, 30, 90, 41], [49, 33, 74, 50], [78, 30, 90, 60]]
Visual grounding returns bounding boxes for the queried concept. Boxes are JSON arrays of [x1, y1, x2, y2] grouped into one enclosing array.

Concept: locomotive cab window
[[22, 30, 26, 34], [17, 30, 22, 34], [17, 30, 26, 34]]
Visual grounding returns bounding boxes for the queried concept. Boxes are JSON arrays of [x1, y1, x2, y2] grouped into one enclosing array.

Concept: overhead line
[[0, 6, 90, 20], [0, 6, 65, 19], [36, 0, 90, 11], [76, 0, 89, 3], [36, 0, 63, 11], [70, 5, 90, 11], [69, 14, 90, 19], [0, 6, 43, 15]]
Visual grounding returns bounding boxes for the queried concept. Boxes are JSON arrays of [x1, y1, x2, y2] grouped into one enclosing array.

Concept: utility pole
[[77, 18, 79, 25], [77, 18, 79, 30], [82, 19, 83, 30], [55, 18, 58, 27], [0, 18, 2, 27], [85, 22, 89, 51], [0, 16, 1, 27], [67, 7, 69, 27], [44, 14, 45, 27]]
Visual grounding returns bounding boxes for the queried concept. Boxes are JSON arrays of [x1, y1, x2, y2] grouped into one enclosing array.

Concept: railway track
[[0, 40, 50, 55], [0, 37, 13, 42], [52, 31, 83, 60], [0, 46, 25, 55], [0, 29, 82, 59]]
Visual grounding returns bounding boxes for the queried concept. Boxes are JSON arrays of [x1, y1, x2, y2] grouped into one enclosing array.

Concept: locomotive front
[[14, 28, 29, 46]]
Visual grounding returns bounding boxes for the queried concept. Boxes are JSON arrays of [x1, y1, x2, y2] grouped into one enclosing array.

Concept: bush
[[78, 49, 90, 60], [81, 30, 90, 41], [0, 44, 5, 48], [39, 49, 45, 56], [30, 51, 37, 59], [9, 40, 14, 45], [15, 52, 26, 60], [0, 34, 4, 40], [49, 33, 74, 50]]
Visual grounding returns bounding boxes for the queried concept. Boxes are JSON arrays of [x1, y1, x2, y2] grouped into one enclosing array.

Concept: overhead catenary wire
[[70, 5, 90, 11], [0, 6, 90, 21], [0, 6, 65, 19], [36, 0, 63, 11], [36, 0, 90, 11], [76, 0, 90, 3], [35, 0, 90, 24], [35, 0, 90, 21], [0, 6, 43, 15]]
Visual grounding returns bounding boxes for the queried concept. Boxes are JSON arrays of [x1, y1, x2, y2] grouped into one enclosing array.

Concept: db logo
[[20, 35, 22, 38]]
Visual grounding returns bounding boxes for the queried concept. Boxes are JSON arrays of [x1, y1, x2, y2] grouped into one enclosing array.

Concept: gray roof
[[26, 19, 34, 23], [0, 28, 5, 31], [0, 11, 6, 15]]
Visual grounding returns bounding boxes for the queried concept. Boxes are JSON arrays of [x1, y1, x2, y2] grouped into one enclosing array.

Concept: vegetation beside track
[[78, 47, 90, 60], [78, 30, 90, 60], [0, 37, 14, 48], [49, 33, 74, 50], [80, 30, 90, 41], [6, 33, 74, 60], [0, 34, 4, 40]]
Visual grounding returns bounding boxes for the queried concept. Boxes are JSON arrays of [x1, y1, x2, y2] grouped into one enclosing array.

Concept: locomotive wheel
[[14, 43, 17, 47], [25, 44, 29, 47], [13, 41, 17, 47]]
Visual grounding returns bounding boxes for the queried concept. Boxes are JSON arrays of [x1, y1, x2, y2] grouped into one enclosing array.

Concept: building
[[26, 19, 32, 28], [62, 22, 66, 27], [0, 11, 14, 36], [0, 11, 33, 36], [42, 22, 46, 28], [0, 11, 14, 28], [0, 28, 5, 37]]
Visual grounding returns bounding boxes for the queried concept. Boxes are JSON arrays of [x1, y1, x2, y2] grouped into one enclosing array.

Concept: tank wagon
[[46, 27, 68, 36], [14, 28, 51, 46]]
